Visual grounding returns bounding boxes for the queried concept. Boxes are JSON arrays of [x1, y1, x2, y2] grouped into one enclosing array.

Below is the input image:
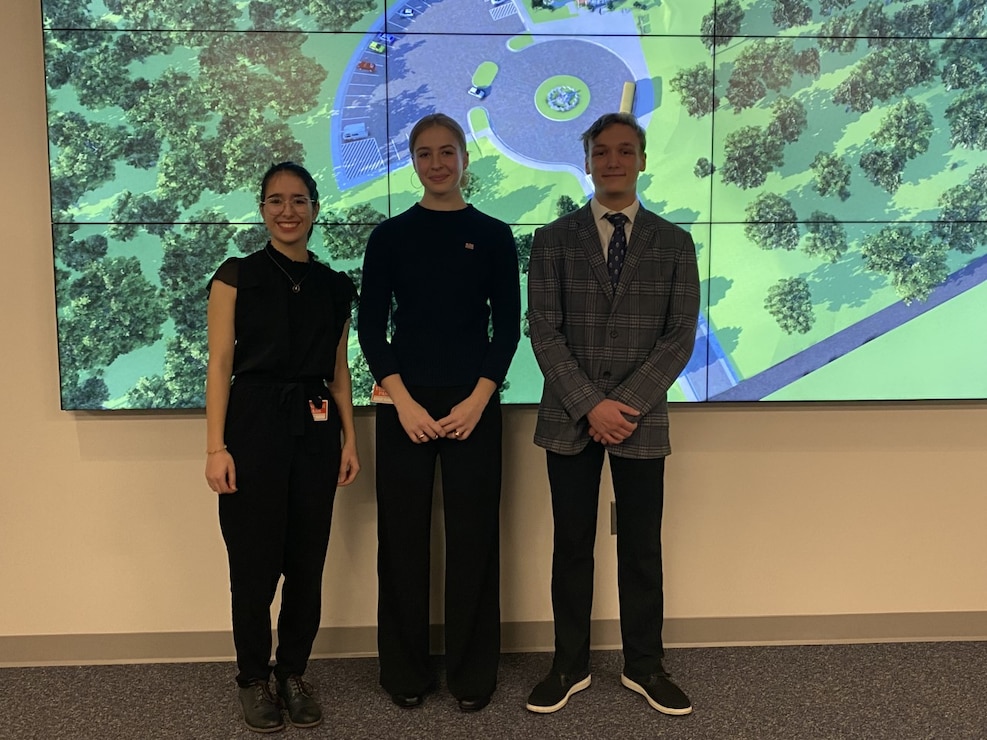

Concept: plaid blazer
[[527, 202, 700, 459]]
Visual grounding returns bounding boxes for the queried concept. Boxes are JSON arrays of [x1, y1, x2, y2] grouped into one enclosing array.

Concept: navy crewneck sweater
[[358, 203, 521, 389]]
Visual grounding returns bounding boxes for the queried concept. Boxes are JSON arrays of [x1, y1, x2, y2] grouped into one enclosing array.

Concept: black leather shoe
[[238, 680, 284, 733], [390, 679, 436, 708], [391, 692, 424, 708], [458, 695, 491, 712], [276, 675, 323, 728]]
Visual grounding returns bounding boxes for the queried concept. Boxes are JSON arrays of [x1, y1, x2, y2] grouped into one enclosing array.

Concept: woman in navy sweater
[[358, 113, 521, 712]]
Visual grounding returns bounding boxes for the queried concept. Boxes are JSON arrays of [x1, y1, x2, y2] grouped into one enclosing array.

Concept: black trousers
[[219, 384, 341, 687], [375, 386, 502, 700], [546, 444, 666, 680]]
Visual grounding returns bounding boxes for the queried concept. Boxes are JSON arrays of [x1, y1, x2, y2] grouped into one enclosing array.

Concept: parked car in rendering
[[467, 85, 488, 99], [368, 41, 386, 54], [342, 122, 369, 142], [357, 60, 377, 72]]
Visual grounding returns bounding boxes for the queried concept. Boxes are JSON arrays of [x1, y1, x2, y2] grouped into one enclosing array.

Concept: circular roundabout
[[535, 75, 591, 121]]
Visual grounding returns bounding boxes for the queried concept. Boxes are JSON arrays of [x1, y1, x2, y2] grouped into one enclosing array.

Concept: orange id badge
[[308, 399, 329, 422]]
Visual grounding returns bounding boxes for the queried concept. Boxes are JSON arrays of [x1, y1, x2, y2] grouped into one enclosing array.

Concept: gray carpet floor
[[2, 642, 986, 739]]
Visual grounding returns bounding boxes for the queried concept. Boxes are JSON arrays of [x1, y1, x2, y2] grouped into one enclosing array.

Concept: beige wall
[[3, 2, 986, 661]]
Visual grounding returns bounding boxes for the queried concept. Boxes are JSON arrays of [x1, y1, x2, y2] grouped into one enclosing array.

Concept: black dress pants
[[546, 444, 666, 680], [375, 386, 502, 700], [220, 384, 341, 687]]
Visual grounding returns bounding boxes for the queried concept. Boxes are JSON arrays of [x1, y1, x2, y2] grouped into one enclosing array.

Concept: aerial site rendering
[[42, 0, 987, 408]]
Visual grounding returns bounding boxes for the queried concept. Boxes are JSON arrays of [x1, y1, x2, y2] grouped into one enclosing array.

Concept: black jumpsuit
[[209, 244, 356, 686]]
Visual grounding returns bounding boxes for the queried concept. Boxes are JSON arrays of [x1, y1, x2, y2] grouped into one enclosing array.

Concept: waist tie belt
[[233, 375, 327, 437]]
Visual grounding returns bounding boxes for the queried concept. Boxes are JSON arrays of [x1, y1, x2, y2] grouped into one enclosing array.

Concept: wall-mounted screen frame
[[43, 0, 987, 408]]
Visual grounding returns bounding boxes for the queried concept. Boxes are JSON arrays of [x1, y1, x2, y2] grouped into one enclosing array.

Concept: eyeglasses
[[261, 196, 314, 211]]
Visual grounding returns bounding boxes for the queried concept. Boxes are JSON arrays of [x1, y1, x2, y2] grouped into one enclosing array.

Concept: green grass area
[[507, 34, 534, 52], [473, 61, 499, 88], [766, 279, 987, 401], [468, 107, 492, 133]]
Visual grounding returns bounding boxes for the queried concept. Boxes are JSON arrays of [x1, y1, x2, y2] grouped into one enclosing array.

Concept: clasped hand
[[587, 399, 640, 445], [397, 396, 484, 443]]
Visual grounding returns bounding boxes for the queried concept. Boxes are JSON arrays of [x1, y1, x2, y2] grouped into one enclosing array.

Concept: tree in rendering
[[857, 0, 894, 48], [694, 158, 714, 179], [669, 63, 718, 117], [859, 149, 906, 195], [700, 0, 744, 51], [126, 334, 209, 409], [873, 98, 934, 161], [941, 58, 985, 91], [514, 231, 533, 275], [348, 350, 375, 405], [833, 40, 937, 113], [803, 213, 849, 264], [102, 0, 239, 31], [945, 88, 987, 149], [322, 204, 386, 262], [891, 0, 954, 37], [216, 114, 307, 196], [933, 165, 987, 254], [125, 70, 210, 140], [764, 277, 815, 334], [70, 42, 138, 110], [57, 256, 166, 375], [819, 11, 859, 54], [159, 213, 235, 336], [307, 0, 378, 31], [556, 195, 580, 218], [47, 112, 125, 205], [772, 0, 812, 29], [108, 192, 181, 241], [794, 47, 821, 77], [819, 0, 854, 15], [155, 127, 222, 210], [61, 375, 110, 410], [861, 225, 948, 304], [721, 126, 785, 190], [768, 96, 808, 144], [233, 224, 270, 255], [56, 234, 109, 273], [726, 39, 797, 112], [744, 193, 800, 251], [810, 152, 851, 201]]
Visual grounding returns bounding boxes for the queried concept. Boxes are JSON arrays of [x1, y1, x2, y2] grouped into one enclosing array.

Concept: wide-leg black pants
[[375, 386, 502, 700], [546, 444, 666, 680], [219, 382, 341, 687]]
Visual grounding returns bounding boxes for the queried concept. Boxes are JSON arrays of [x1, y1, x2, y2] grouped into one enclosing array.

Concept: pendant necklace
[[266, 248, 312, 294]]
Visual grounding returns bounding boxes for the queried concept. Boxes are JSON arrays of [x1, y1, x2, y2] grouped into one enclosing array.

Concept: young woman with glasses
[[205, 161, 360, 733]]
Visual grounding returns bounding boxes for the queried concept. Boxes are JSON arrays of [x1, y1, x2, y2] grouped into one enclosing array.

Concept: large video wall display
[[43, 0, 987, 409]]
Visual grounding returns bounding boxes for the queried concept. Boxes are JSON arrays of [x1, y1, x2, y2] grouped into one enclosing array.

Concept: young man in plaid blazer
[[525, 112, 700, 716]]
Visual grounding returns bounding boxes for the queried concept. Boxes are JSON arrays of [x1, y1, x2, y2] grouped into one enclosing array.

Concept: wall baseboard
[[3, 612, 985, 667]]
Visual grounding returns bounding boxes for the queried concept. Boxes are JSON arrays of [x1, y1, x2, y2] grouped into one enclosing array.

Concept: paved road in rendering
[[335, 0, 639, 187]]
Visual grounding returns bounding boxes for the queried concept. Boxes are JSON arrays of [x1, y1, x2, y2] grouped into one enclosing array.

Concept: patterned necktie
[[605, 212, 629, 288]]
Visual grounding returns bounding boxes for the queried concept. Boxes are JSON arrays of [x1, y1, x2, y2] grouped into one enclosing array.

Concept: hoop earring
[[409, 168, 422, 188]]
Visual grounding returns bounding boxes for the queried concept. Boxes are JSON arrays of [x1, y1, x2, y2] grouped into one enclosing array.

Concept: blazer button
[[602, 371, 611, 378], [610, 330, 619, 338]]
